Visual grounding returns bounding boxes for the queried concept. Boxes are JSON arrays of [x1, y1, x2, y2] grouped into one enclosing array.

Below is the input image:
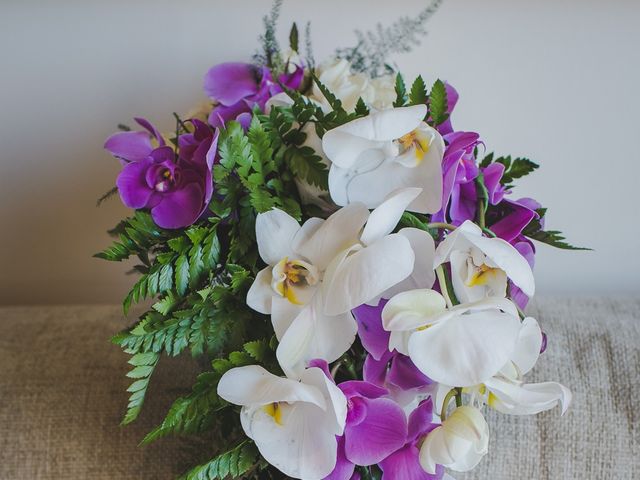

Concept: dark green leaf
[[429, 79, 449, 126]]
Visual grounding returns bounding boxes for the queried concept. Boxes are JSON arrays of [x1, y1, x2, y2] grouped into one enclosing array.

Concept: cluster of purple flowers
[[104, 62, 303, 229]]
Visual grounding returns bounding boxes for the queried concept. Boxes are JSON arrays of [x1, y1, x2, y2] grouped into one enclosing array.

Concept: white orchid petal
[[217, 365, 326, 409], [485, 377, 572, 416], [246, 267, 274, 314], [381, 228, 437, 299], [360, 188, 422, 246], [420, 406, 489, 474], [344, 153, 442, 213], [467, 234, 535, 297], [256, 209, 301, 265], [244, 402, 339, 479], [409, 307, 522, 387], [277, 296, 357, 379], [323, 234, 415, 316], [382, 289, 447, 332], [301, 367, 348, 436], [271, 296, 304, 340], [433, 221, 481, 268], [293, 203, 369, 270], [510, 317, 543, 375]]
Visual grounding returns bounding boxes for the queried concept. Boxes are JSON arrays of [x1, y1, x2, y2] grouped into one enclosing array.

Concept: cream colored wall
[[1, 0, 638, 305]]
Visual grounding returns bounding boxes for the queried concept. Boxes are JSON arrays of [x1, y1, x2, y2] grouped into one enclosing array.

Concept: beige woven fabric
[[0, 298, 638, 479]]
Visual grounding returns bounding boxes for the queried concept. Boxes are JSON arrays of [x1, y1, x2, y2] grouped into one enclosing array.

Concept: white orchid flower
[[323, 105, 445, 214], [311, 58, 396, 112], [481, 317, 572, 415], [217, 365, 347, 479], [434, 220, 535, 303], [382, 291, 523, 387], [419, 406, 489, 474], [247, 188, 433, 377]]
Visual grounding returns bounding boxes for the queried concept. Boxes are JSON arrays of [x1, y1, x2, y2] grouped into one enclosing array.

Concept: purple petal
[[407, 398, 438, 443], [324, 436, 355, 480], [345, 398, 408, 466], [346, 396, 368, 426], [387, 355, 432, 391], [116, 159, 154, 209], [151, 182, 204, 229], [208, 101, 252, 128], [134, 117, 164, 146], [490, 199, 537, 243], [449, 181, 476, 225], [203, 62, 259, 106], [309, 359, 333, 380], [104, 131, 152, 161], [483, 162, 506, 205], [339, 380, 388, 400], [380, 444, 443, 480], [279, 64, 305, 90], [363, 351, 394, 387], [353, 300, 390, 361]]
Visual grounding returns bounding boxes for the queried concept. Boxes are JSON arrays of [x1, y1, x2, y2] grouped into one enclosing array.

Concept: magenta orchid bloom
[[105, 118, 217, 229], [204, 62, 304, 129], [380, 398, 444, 480], [326, 381, 408, 480]]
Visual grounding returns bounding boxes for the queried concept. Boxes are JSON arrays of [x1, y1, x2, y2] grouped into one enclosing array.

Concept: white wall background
[[1, 0, 638, 305]]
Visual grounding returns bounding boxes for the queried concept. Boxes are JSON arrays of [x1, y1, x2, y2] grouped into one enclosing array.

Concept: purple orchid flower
[[326, 381, 408, 480], [104, 118, 218, 229], [203, 62, 304, 129], [379, 398, 444, 480], [432, 131, 482, 225]]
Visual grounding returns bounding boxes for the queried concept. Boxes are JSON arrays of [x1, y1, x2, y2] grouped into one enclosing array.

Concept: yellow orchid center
[[398, 129, 431, 163], [263, 402, 284, 425], [466, 264, 501, 287], [272, 257, 319, 305]]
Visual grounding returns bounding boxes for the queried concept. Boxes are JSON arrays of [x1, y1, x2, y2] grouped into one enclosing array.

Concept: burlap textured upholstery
[[0, 298, 638, 479]]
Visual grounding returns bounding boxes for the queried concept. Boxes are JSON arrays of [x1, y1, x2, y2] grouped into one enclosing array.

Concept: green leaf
[[284, 145, 329, 190], [429, 79, 449, 126], [354, 97, 370, 116], [523, 215, 590, 251], [122, 352, 159, 425], [408, 75, 428, 106], [175, 254, 190, 296], [244, 339, 271, 362], [499, 157, 539, 185], [179, 441, 259, 480], [312, 74, 344, 113], [394, 73, 407, 107], [479, 152, 494, 169], [289, 22, 299, 52], [158, 263, 174, 292]]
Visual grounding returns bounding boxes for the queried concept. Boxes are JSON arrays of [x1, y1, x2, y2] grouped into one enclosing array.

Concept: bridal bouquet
[[98, 1, 581, 478]]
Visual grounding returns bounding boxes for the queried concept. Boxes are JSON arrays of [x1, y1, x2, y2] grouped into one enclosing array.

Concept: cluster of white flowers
[[217, 59, 571, 480]]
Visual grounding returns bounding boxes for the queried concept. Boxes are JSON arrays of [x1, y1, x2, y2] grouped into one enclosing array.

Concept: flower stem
[[427, 222, 457, 231], [436, 265, 453, 308], [440, 388, 458, 421]]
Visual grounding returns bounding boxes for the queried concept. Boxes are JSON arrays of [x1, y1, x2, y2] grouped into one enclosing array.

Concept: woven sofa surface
[[0, 297, 638, 479]]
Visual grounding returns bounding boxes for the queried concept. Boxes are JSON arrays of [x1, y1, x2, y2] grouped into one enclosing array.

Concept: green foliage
[[95, 211, 166, 262], [408, 75, 428, 106], [289, 22, 299, 52], [495, 156, 540, 186], [394, 73, 408, 107], [523, 211, 590, 250], [142, 341, 277, 445], [122, 352, 159, 425], [428, 79, 449, 126], [179, 441, 260, 480], [335, 0, 445, 77], [253, 0, 284, 70]]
